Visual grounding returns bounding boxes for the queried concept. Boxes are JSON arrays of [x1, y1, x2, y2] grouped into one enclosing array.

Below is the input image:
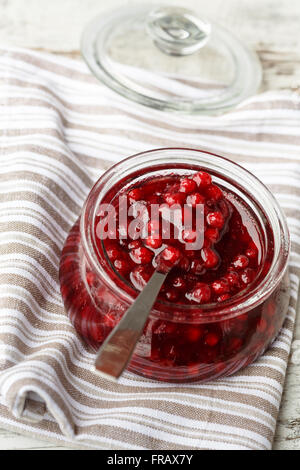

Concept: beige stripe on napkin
[[0, 47, 299, 450]]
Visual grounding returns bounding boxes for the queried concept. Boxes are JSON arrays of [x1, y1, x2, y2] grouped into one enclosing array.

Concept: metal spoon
[[94, 269, 168, 381]]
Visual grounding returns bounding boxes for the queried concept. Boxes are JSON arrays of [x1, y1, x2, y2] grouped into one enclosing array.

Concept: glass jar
[[59, 148, 290, 383]]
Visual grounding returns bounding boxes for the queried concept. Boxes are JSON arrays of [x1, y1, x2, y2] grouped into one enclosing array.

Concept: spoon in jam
[[94, 249, 179, 381]]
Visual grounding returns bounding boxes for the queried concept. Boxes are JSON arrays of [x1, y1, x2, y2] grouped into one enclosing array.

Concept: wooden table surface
[[1, 0, 300, 450]]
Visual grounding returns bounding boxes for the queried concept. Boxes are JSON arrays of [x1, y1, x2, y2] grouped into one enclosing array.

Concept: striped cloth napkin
[[0, 47, 299, 450]]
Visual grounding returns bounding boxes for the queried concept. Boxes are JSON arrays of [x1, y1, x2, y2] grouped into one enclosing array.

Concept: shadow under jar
[[59, 148, 290, 383]]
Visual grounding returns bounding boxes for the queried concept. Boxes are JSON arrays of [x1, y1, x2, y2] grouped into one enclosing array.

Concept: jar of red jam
[[59, 148, 290, 382]]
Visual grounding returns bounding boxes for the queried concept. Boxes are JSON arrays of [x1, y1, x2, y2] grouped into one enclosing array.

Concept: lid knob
[[146, 7, 211, 56]]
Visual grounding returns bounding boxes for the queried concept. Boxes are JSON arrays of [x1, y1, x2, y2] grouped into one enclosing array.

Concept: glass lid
[[81, 3, 262, 114]]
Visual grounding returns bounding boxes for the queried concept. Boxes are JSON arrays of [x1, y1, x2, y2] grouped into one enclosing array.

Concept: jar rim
[[80, 147, 290, 322]]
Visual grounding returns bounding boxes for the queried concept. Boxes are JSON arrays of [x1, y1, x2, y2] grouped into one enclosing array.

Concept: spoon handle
[[94, 269, 167, 381]]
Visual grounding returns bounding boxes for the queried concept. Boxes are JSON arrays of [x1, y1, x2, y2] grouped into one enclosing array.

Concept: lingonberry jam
[[98, 172, 265, 306], [59, 148, 290, 382]]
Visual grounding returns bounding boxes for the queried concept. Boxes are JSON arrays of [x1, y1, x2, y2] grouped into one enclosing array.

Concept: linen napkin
[[0, 47, 299, 450]]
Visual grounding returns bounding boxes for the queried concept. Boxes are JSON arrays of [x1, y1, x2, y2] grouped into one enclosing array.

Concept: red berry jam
[[59, 149, 290, 382], [98, 173, 265, 306]]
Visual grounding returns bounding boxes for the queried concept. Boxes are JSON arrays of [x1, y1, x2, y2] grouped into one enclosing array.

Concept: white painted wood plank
[[0, 428, 70, 450]]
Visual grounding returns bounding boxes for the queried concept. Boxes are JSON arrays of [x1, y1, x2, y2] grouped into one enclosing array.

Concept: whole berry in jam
[[189, 283, 211, 304], [128, 188, 143, 202], [192, 171, 212, 188], [186, 192, 205, 208], [205, 184, 223, 202], [160, 246, 181, 265], [185, 325, 204, 342], [240, 268, 255, 286], [130, 247, 153, 265], [232, 254, 249, 270], [207, 212, 225, 229], [201, 247, 219, 269], [179, 178, 197, 194], [204, 332, 220, 347], [212, 279, 230, 295], [145, 235, 163, 249], [182, 229, 197, 243], [225, 271, 240, 288], [164, 192, 185, 206], [245, 246, 258, 259]]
